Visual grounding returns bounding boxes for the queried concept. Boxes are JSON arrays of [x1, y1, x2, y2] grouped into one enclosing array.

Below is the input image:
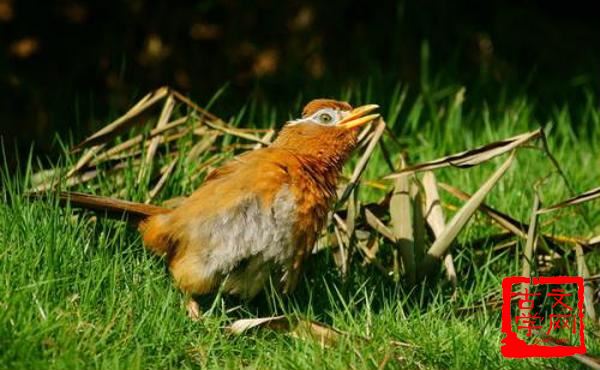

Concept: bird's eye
[[318, 112, 334, 124]]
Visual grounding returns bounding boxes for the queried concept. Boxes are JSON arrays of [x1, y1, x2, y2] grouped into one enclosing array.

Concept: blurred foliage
[[1, 0, 599, 168]]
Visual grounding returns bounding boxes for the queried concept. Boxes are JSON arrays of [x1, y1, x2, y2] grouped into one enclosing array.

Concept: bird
[[56, 99, 379, 314]]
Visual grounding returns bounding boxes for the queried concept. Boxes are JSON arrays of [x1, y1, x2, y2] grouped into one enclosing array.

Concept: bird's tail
[[54, 191, 167, 221], [50, 191, 173, 256]]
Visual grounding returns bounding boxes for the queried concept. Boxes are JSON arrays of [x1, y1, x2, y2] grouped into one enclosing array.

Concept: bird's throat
[[270, 123, 359, 226], [272, 123, 358, 172]]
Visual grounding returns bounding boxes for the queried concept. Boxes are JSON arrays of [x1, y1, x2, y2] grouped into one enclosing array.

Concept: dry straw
[[30, 87, 600, 344]]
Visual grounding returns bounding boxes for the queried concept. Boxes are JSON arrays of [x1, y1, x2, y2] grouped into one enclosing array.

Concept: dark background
[[1, 0, 599, 168]]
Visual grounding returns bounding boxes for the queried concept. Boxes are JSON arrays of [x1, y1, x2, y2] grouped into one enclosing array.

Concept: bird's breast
[[164, 150, 343, 298], [168, 183, 299, 298]]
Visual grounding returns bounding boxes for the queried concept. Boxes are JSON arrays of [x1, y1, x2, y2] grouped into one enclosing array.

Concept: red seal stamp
[[501, 276, 586, 358]]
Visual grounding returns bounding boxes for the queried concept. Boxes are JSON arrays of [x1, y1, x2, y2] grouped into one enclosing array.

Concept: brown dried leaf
[[385, 129, 540, 178], [171, 89, 220, 122], [31, 168, 99, 192], [252, 130, 276, 150], [411, 182, 426, 265], [537, 334, 600, 369], [571, 354, 600, 370], [390, 173, 415, 283], [345, 190, 358, 237], [438, 186, 587, 248], [338, 118, 386, 204], [203, 120, 272, 146], [575, 243, 597, 321], [426, 151, 516, 259], [226, 316, 343, 346], [364, 208, 395, 242], [73, 87, 169, 150], [422, 172, 456, 289], [91, 116, 190, 166], [422, 172, 446, 237], [146, 158, 178, 203], [66, 144, 106, 178], [186, 132, 220, 163], [537, 186, 600, 214], [138, 94, 176, 182], [519, 193, 540, 315], [332, 222, 349, 276], [226, 315, 287, 334], [291, 320, 342, 347], [438, 182, 527, 239], [30, 168, 61, 189]]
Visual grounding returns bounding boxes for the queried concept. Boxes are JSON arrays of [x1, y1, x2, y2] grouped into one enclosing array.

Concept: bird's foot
[[186, 298, 202, 321]]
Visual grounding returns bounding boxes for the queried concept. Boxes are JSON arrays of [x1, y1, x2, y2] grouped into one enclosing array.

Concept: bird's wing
[[158, 149, 300, 297], [202, 149, 263, 182]]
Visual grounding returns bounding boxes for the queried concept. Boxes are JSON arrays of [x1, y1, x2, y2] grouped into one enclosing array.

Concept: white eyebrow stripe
[[286, 117, 310, 126], [286, 108, 346, 126], [310, 108, 342, 123], [312, 108, 337, 117]]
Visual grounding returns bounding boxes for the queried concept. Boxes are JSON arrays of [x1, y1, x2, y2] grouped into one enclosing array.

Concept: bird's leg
[[185, 296, 202, 321]]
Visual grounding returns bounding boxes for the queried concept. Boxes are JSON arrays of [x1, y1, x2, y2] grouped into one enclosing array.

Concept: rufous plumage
[[61, 99, 379, 302]]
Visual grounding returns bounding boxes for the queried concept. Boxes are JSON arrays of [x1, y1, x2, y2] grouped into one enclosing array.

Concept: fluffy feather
[[58, 99, 367, 299]]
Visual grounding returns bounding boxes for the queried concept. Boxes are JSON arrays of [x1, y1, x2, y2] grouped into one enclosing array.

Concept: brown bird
[[59, 99, 379, 314]]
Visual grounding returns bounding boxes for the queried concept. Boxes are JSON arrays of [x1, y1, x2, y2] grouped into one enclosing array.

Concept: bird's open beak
[[337, 104, 380, 129]]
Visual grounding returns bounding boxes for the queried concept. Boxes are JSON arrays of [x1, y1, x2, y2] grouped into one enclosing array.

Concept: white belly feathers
[[181, 185, 297, 298]]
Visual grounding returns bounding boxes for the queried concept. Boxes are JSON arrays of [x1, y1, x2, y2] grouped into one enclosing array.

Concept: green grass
[[2, 82, 600, 369]]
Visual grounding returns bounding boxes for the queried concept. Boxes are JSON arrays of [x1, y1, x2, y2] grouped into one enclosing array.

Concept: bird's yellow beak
[[337, 104, 380, 129]]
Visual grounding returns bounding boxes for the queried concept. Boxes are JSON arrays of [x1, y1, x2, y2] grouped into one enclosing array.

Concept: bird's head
[[272, 99, 379, 163], [297, 99, 379, 130]]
